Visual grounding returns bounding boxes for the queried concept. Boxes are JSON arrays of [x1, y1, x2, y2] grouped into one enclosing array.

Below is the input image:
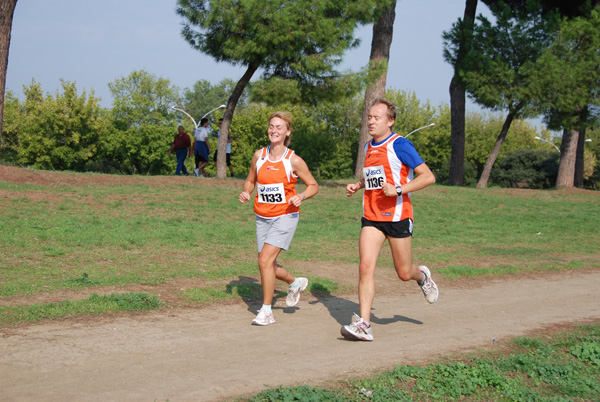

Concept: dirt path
[[1, 270, 599, 402]]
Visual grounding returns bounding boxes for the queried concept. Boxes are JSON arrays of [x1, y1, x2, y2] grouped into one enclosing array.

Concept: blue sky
[[6, 0, 507, 123]]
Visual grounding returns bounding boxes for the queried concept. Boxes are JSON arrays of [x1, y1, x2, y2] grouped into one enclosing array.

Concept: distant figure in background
[[193, 118, 211, 177], [214, 118, 234, 177], [168, 125, 192, 176]]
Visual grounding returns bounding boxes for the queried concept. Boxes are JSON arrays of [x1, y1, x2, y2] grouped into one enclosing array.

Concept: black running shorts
[[361, 217, 413, 238]]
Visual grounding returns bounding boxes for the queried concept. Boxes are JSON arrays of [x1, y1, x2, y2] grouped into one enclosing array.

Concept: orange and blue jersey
[[254, 146, 299, 218], [362, 133, 424, 222]]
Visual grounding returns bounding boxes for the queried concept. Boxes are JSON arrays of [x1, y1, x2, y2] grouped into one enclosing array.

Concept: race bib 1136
[[363, 165, 386, 190]]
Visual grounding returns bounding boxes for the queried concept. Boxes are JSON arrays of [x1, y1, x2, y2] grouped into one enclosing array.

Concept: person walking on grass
[[168, 125, 192, 176], [193, 118, 211, 177], [239, 111, 319, 326], [341, 99, 438, 341]]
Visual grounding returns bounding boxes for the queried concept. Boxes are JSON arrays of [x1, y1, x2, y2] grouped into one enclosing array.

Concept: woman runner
[[238, 111, 319, 326]]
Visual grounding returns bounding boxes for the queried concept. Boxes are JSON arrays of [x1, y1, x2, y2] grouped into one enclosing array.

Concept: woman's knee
[[258, 254, 277, 271]]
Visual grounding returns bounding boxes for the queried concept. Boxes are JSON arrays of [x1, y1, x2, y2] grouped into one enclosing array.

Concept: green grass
[[180, 276, 343, 303], [0, 292, 163, 325], [240, 322, 600, 402], [1, 171, 599, 324], [2, 170, 599, 401]]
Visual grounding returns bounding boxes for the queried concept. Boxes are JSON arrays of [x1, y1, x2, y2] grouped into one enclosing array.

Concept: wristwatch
[[396, 184, 403, 196]]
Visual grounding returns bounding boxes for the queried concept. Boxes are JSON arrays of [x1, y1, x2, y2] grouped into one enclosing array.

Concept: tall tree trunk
[[354, 1, 396, 178], [574, 127, 585, 188], [449, 78, 466, 186], [448, 0, 477, 186], [476, 110, 517, 189], [556, 128, 579, 188], [216, 63, 258, 179], [0, 0, 18, 148]]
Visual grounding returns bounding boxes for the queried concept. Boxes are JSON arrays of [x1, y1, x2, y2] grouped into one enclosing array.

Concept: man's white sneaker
[[419, 265, 439, 304], [286, 277, 308, 307], [193, 169, 199, 177], [341, 313, 373, 341], [252, 308, 275, 326]]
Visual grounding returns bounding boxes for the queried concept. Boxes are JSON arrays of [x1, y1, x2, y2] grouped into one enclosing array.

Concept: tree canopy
[[444, 1, 562, 188], [177, 0, 385, 86], [183, 78, 249, 123], [176, 0, 388, 178], [108, 70, 181, 129], [531, 9, 600, 131], [445, 2, 558, 117]]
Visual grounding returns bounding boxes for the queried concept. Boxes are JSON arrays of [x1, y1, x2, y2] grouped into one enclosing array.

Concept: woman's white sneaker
[[286, 277, 309, 307], [252, 308, 275, 326]]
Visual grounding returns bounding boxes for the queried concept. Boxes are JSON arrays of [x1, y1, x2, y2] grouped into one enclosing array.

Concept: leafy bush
[[8, 80, 108, 171], [570, 340, 600, 367], [435, 158, 479, 186], [246, 385, 346, 402], [490, 148, 559, 188]]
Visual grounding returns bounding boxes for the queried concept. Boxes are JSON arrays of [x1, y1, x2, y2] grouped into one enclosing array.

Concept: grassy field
[[1, 171, 599, 325], [1, 169, 599, 401], [240, 322, 600, 402]]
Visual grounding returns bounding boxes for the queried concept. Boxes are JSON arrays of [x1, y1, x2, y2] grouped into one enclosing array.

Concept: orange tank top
[[253, 147, 299, 218], [362, 134, 413, 222]]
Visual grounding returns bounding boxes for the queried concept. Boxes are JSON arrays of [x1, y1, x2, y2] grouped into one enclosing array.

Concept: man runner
[[341, 99, 438, 341]]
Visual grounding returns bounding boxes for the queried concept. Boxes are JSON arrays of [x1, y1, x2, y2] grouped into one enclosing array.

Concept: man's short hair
[[371, 99, 396, 122], [200, 118, 209, 125]]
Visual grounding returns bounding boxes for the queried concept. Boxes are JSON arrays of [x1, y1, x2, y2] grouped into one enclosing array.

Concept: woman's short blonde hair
[[269, 111, 293, 146]]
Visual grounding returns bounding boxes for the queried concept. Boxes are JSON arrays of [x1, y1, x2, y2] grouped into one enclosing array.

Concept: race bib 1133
[[257, 182, 286, 204]]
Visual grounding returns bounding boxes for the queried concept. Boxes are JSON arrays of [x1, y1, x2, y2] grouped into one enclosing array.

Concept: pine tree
[[177, 0, 385, 178]]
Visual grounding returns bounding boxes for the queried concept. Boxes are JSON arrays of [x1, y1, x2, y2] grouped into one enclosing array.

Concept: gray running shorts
[[256, 213, 299, 252]]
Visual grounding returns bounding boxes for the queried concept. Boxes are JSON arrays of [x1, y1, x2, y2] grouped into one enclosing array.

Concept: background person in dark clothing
[[169, 126, 192, 176]]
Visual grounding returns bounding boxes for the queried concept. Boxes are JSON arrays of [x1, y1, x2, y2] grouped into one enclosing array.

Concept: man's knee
[[395, 263, 414, 281], [358, 262, 376, 278]]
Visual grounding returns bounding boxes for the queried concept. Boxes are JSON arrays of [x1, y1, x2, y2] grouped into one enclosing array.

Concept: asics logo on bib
[[363, 165, 386, 190], [364, 168, 382, 177], [260, 186, 280, 193]]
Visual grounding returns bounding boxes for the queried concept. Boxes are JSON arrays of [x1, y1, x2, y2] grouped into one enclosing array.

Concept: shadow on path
[[308, 282, 423, 327], [225, 275, 304, 316], [225, 275, 423, 328]]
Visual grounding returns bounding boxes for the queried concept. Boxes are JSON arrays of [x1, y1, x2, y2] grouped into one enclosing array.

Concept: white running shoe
[[419, 266, 439, 304], [252, 308, 275, 326], [341, 313, 373, 341], [286, 277, 309, 307], [193, 169, 199, 177]]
